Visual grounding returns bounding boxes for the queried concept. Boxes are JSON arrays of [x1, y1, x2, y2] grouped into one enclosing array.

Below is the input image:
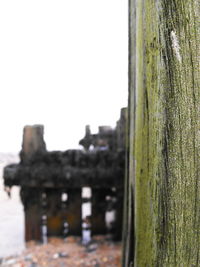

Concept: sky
[[0, 0, 128, 153]]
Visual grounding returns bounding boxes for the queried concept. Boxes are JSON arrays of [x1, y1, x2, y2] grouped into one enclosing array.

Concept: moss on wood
[[126, 0, 200, 265]]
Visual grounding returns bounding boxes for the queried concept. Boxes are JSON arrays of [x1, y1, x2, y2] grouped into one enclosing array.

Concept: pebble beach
[[1, 236, 121, 267]]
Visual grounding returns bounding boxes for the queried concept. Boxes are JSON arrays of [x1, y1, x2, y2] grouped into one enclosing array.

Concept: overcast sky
[[0, 0, 128, 153]]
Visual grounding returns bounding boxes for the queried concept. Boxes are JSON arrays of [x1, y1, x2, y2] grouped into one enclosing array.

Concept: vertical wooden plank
[[64, 189, 82, 236], [20, 125, 46, 163], [91, 189, 107, 235], [46, 189, 63, 237], [122, 0, 136, 260], [126, 0, 200, 265], [25, 204, 42, 242], [113, 189, 123, 241], [20, 188, 42, 242]]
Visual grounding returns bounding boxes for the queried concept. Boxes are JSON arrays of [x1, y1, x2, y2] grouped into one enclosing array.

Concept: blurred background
[[0, 0, 128, 153], [0, 0, 128, 258]]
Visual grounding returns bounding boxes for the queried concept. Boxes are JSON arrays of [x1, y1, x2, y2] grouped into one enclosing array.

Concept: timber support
[[4, 109, 127, 243]]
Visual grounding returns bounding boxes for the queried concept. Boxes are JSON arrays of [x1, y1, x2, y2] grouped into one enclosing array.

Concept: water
[[0, 154, 25, 258]]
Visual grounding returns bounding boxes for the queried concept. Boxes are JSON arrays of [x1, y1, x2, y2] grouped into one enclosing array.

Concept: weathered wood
[[20, 188, 42, 242], [113, 189, 123, 241], [91, 189, 107, 235], [116, 108, 127, 150], [25, 205, 42, 242], [4, 150, 125, 188], [63, 189, 82, 235], [45, 189, 63, 236], [20, 125, 46, 162], [125, 0, 200, 265], [4, 111, 126, 243]]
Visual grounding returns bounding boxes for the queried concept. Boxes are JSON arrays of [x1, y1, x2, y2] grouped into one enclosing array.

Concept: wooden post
[[20, 188, 42, 242], [91, 189, 107, 235], [113, 189, 123, 241], [64, 189, 82, 235], [46, 189, 63, 237], [20, 125, 46, 162], [25, 203, 42, 242], [123, 0, 200, 265]]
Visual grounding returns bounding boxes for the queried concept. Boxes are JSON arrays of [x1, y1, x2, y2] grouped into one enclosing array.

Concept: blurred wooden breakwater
[[3, 108, 127, 243]]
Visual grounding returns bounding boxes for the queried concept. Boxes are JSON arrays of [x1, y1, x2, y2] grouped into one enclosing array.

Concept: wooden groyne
[[4, 108, 127, 243]]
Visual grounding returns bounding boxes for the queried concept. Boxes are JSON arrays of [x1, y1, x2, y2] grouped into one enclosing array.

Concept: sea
[[0, 153, 25, 258]]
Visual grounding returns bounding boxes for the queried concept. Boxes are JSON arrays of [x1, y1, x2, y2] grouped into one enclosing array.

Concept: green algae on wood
[[125, 0, 200, 266]]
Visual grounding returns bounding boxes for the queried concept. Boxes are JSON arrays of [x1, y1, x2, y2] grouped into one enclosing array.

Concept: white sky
[[0, 0, 128, 153]]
